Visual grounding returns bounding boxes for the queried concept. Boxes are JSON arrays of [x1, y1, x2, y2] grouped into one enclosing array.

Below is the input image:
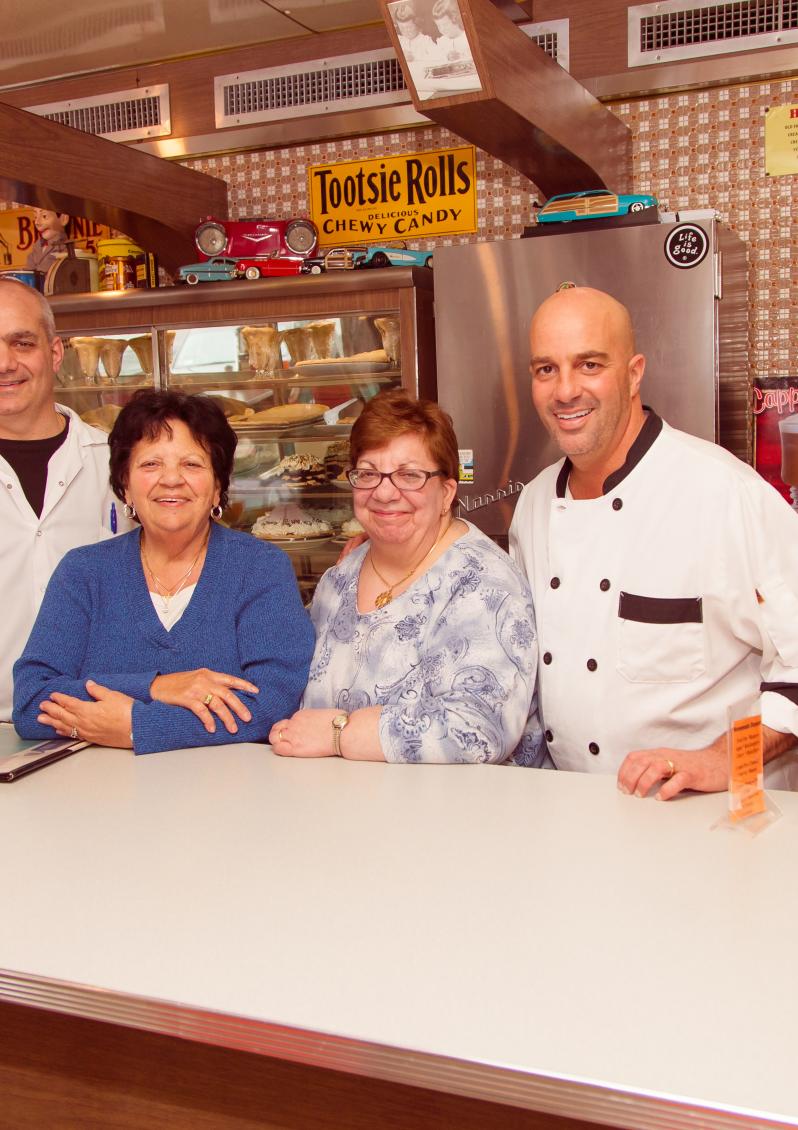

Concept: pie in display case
[[50, 269, 436, 602]]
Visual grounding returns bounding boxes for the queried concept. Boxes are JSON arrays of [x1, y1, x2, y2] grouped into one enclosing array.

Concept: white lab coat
[[0, 404, 129, 722], [509, 413, 798, 789]]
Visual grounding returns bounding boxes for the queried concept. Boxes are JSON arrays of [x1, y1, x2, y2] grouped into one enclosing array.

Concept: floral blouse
[[304, 523, 544, 765]]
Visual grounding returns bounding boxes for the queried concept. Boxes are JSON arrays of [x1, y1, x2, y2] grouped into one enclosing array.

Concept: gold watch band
[[332, 713, 350, 757]]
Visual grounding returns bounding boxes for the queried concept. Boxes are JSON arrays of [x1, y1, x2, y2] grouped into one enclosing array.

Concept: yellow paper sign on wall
[[765, 104, 798, 177], [308, 146, 477, 247]]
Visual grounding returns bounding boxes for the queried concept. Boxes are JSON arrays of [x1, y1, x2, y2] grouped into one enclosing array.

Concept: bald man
[[0, 279, 130, 723], [509, 286, 798, 800]]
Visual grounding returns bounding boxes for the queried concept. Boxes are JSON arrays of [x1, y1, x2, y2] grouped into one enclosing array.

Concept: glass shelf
[[50, 271, 435, 602]]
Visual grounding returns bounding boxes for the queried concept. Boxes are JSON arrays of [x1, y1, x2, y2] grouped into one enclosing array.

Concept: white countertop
[[1, 740, 796, 1129]]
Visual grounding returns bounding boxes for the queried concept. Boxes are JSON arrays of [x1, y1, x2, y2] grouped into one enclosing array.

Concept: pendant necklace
[[368, 518, 451, 609], [141, 528, 210, 612]]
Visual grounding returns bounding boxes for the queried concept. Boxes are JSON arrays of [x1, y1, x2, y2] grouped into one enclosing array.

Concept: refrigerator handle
[[714, 250, 723, 301]]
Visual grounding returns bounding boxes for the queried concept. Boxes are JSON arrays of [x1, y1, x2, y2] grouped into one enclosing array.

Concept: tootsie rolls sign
[[308, 146, 477, 245]]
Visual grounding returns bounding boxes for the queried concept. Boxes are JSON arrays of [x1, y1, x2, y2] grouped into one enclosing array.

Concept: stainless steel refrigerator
[[433, 217, 749, 536]]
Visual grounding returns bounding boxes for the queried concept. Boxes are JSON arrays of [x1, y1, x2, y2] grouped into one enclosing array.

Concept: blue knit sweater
[[13, 522, 315, 754]]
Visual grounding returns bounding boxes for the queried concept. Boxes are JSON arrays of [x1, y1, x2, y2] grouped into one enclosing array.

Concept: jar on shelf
[[97, 238, 155, 292]]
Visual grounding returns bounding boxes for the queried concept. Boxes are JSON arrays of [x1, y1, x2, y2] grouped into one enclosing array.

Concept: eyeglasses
[[346, 468, 445, 491]]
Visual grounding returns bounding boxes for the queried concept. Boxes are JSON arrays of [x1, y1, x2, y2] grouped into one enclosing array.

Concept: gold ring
[[665, 759, 676, 779], [69, 726, 78, 740], [278, 729, 285, 741], [203, 693, 214, 707]]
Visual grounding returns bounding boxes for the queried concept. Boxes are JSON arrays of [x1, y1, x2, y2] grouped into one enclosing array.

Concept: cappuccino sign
[[308, 146, 477, 245]]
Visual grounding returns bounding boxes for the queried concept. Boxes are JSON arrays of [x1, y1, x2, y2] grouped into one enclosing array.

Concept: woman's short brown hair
[[349, 390, 459, 481]]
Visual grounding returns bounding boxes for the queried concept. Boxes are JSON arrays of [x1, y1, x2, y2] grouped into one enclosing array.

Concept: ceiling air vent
[[215, 50, 410, 127], [26, 85, 171, 142], [629, 0, 798, 65], [519, 19, 571, 71]]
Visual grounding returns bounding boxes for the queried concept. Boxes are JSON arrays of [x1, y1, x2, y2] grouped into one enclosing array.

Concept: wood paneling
[[0, 8, 793, 153], [0, 999, 610, 1130], [533, 0, 630, 81], [382, 0, 631, 194], [533, 0, 797, 84], [0, 103, 227, 272], [0, 27, 393, 147]]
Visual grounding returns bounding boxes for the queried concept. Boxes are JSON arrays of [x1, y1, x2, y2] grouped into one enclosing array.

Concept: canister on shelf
[[97, 237, 143, 292]]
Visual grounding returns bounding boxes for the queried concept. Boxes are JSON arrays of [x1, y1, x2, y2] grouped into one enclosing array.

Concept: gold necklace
[[368, 518, 451, 609], [141, 527, 210, 609]]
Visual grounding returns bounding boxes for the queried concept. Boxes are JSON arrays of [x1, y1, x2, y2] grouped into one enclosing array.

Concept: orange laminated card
[[728, 714, 766, 823]]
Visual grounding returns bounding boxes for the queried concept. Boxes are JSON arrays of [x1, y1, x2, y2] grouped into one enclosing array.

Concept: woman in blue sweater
[[13, 390, 314, 754]]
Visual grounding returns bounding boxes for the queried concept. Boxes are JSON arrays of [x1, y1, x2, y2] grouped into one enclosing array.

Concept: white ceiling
[[0, 0, 385, 91]]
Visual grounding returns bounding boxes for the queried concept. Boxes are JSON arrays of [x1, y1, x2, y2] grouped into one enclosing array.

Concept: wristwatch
[[331, 713, 350, 757]]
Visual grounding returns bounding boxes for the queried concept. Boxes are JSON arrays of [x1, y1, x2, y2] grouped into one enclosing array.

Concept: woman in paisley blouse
[[269, 390, 544, 765]]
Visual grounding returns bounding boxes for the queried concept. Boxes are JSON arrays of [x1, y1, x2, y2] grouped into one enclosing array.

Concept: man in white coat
[[509, 285, 798, 800], [0, 279, 129, 722]]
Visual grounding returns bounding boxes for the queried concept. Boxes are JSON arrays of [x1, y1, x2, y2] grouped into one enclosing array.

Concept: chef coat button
[[36, 530, 43, 538], [5, 483, 11, 489], [587, 658, 597, 672], [599, 578, 611, 592], [543, 652, 552, 665], [589, 742, 600, 755], [550, 576, 560, 589], [545, 729, 554, 743], [612, 498, 623, 511], [58, 480, 65, 487]]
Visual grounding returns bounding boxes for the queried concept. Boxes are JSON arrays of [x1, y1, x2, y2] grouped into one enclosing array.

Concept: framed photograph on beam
[[385, 0, 483, 102]]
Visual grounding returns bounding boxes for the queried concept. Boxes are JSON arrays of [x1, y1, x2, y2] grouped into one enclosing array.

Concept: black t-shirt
[[0, 416, 70, 518]]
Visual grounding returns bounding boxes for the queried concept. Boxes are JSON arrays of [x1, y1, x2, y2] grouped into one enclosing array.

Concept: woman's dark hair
[[109, 390, 238, 513]]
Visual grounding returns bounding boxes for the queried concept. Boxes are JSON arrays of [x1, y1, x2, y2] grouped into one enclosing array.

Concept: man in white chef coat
[[0, 278, 128, 723], [509, 285, 798, 800]]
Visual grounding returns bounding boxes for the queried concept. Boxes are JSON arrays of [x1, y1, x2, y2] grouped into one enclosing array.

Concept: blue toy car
[[357, 245, 434, 269], [537, 190, 658, 224], [178, 258, 239, 285]]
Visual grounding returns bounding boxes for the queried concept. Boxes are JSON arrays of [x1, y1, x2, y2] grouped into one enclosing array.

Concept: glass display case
[[50, 270, 436, 602]]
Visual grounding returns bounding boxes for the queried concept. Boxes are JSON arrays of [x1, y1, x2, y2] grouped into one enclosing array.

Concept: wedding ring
[[69, 726, 78, 740], [278, 729, 286, 741], [665, 759, 676, 780], [203, 693, 214, 707]]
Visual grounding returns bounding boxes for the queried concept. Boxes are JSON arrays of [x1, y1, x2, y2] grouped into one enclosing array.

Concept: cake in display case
[[50, 270, 436, 602]]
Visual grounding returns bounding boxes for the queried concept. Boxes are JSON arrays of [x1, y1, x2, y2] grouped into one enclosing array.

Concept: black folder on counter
[[0, 726, 89, 782]]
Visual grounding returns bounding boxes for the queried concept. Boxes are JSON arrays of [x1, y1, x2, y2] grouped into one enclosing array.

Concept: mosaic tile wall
[[612, 77, 798, 379], [189, 75, 798, 378], [186, 125, 535, 248]]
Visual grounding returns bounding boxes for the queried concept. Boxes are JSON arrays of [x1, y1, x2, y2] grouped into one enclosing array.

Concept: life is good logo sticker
[[664, 224, 709, 269]]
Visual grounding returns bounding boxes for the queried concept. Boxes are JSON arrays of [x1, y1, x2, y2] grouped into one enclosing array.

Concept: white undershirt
[[149, 584, 196, 631]]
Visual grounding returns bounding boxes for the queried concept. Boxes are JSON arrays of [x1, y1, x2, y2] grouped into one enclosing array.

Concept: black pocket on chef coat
[[617, 592, 705, 683]]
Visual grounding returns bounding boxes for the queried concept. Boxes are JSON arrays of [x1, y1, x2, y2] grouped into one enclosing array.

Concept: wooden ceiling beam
[[381, 0, 631, 196], [0, 102, 228, 272]]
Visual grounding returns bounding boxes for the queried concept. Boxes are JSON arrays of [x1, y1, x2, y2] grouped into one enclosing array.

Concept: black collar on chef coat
[[555, 408, 663, 499]]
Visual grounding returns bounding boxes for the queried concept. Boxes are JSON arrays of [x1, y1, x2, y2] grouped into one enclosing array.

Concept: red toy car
[[234, 256, 306, 280], [195, 216, 318, 261]]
